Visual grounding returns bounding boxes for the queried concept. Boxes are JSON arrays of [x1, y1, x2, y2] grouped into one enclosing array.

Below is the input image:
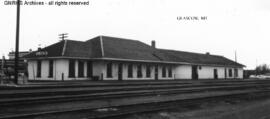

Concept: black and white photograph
[[1, 0, 270, 119]]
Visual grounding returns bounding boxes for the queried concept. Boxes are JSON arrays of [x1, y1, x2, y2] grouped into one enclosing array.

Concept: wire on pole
[[59, 33, 68, 40]]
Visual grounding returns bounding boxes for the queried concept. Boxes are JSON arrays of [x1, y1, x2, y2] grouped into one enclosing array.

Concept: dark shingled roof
[[24, 40, 65, 58], [157, 49, 244, 66], [64, 37, 103, 58], [102, 36, 160, 61], [23, 35, 244, 67]]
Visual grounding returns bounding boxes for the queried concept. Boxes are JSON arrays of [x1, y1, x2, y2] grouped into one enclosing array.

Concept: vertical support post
[[14, 0, 21, 84]]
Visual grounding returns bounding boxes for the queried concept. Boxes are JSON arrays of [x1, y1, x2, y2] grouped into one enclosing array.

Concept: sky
[[0, 0, 270, 69]]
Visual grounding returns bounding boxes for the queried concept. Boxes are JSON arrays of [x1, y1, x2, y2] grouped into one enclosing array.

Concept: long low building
[[23, 36, 245, 81]]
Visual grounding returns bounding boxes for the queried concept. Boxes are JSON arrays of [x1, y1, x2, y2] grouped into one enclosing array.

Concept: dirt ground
[[123, 99, 270, 119]]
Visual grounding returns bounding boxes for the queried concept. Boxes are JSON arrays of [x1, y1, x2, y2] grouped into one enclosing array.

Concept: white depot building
[[23, 36, 245, 81]]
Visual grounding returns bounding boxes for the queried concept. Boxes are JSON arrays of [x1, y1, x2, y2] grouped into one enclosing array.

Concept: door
[[118, 63, 123, 81], [192, 65, 198, 80], [155, 65, 158, 80], [87, 61, 93, 79], [214, 69, 218, 79]]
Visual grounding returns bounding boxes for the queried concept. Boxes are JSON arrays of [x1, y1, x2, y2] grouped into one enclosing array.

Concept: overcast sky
[[0, 0, 270, 69]]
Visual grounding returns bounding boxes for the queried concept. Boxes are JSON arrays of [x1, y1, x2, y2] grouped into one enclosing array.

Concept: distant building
[[0, 51, 30, 76], [8, 51, 31, 59], [0, 59, 26, 75], [23, 36, 245, 81]]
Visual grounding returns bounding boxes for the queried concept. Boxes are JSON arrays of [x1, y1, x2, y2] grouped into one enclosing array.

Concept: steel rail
[[1, 89, 270, 119]]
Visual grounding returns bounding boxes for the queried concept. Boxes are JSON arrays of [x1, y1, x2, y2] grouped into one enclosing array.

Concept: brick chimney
[[151, 40, 156, 48]]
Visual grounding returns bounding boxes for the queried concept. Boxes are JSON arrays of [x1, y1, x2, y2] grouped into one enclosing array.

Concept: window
[[107, 62, 112, 78], [162, 66, 166, 77], [37, 60, 41, 78], [87, 61, 92, 78], [168, 67, 172, 78], [78, 60, 84, 77], [229, 69, 232, 77], [234, 68, 238, 77], [48, 60, 53, 78], [128, 64, 133, 78], [146, 65, 151, 78], [137, 64, 142, 78], [69, 60, 75, 78]]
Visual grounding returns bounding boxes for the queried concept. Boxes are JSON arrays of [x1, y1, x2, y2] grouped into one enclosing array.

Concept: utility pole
[[14, 0, 21, 84], [234, 50, 237, 80], [234, 50, 237, 63], [59, 33, 68, 40], [1, 56, 5, 84]]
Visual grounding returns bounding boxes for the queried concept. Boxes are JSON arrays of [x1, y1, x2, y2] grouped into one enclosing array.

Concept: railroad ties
[[1, 80, 270, 119]]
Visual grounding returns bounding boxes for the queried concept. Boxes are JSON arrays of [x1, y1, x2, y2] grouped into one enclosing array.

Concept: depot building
[[23, 36, 245, 81]]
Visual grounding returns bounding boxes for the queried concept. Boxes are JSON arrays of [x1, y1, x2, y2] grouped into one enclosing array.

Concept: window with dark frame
[[48, 60, 53, 78], [162, 66, 166, 77], [68, 60, 75, 78], [146, 65, 151, 78], [128, 64, 133, 78], [37, 60, 41, 78], [229, 69, 232, 77], [87, 61, 92, 78], [78, 60, 84, 78], [168, 67, 172, 78], [107, 62, 112, 78], [137, 64, 142, 78]]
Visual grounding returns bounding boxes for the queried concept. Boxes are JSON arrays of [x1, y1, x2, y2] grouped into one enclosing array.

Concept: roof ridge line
[[61, 40, 67, 56], [100, 36, 104, 57], [158, 48, 222, 57]]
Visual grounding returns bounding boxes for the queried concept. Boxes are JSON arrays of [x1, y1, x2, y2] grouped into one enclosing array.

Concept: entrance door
[[155, 65, 158, 80], [87, 61, 93, 79], [214, 69, 218, 79], [192, 65, 198, 80], [118, 63, 123, 81]]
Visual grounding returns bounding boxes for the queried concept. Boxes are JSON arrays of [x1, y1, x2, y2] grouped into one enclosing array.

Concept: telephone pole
[[234, 50, 237, 63], [14, 0, 21, 84], [59, 33, 68, 40]]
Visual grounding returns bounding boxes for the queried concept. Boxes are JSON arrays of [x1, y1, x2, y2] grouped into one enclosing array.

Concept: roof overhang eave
[[23, 57, 244, 68]]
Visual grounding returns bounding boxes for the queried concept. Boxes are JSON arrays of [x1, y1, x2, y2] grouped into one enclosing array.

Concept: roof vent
[[151, 40, 156, 48], [38, 44, 41, 51], [206, 52, 210, 55]]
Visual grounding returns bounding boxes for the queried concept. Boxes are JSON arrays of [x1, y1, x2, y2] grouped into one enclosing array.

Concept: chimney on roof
[[206, 52, 210, 55], [151, 40, 156, 48], [38, 44, 41, 51]]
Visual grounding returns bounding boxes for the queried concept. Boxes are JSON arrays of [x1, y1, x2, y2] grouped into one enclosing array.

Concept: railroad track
[[1, 79, 270, 90], [1, 80, 270, 119], [1, 89, 270, 119], [1, 83, 270, 106], [1, 80, 269, 98]]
